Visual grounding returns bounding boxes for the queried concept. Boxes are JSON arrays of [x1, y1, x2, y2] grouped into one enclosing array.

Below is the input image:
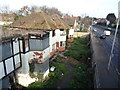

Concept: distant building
[[0, 13, 14, 25]]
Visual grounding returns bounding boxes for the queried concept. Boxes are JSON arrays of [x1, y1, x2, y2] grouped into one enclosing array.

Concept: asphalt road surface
[[91, 25, 120, 88]]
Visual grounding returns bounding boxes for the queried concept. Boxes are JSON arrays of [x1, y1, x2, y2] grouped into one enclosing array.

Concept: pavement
[[55, 61, 73, 89], [91, 32, 119, 88]]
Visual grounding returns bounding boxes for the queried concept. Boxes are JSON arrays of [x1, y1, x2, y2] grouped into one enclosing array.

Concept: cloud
[[0, 0, 119, 18]]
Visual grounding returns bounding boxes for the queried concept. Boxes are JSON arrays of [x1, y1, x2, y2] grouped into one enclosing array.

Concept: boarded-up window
[[42, 38, 49, 49], [29, 37, 49, 51], [29, 39, 42, 50], [0, 45, 2, 61], [34, 59, 49, 73], [0, 62, 5, 79], [1, 42, 12, 60]]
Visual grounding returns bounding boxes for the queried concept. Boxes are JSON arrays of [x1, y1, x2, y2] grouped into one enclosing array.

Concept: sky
[[0, 0, 120, 18]]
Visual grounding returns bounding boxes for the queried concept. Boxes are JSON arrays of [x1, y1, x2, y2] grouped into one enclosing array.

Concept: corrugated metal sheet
[[34, 59, 49, 74], [29, 39, 42, 50], [42, 38, 49, 49], [0, 42, 12, 60], [29, 37, 49, 51]]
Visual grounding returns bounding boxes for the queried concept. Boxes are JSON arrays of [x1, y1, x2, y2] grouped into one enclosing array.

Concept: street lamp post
[[107, 19, 119, 70], [107, 2, 120, 70]]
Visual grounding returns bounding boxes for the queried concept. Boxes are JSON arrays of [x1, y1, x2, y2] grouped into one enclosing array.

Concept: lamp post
[[107, 2, 120, 70]]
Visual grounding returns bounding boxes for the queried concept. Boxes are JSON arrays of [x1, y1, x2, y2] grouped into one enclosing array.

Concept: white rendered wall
[[49, 30, 57, 52], [42, 47, 50, 59], [69, 29, 74, 36], [59, 35, 66, 42], [20, 53, 29, 74]]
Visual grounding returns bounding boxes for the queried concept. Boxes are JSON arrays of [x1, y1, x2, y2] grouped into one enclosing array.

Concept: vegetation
[[28, 62, 67, 88], [106, 13, 116, 24], [64, 37, 91, 61], [69, 63, 93, 88], [65, 36, 94, 88]]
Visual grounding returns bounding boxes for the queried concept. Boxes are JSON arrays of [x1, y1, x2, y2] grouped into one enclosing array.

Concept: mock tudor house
[[0, 27, 48, 88], [0, 10, 70, 89], [0, 35, 23, 89]]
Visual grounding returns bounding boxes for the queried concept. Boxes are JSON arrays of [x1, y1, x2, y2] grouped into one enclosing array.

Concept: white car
[[104, 30, 111, 36]]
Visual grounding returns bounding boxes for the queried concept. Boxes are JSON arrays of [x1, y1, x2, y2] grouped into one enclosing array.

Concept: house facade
[[50, 29, 66, 56], [0, 11, 69, 89], [0, 30, 51, 88], [16, 31, 50, 87]]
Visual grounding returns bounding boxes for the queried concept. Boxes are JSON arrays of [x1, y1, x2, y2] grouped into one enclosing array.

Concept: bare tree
[[40, 6, 62, 16], [0, 6, 9, 14], [18, 6, 31, 16], [30, 5, 40, 13], [80, 15, 90, 31]]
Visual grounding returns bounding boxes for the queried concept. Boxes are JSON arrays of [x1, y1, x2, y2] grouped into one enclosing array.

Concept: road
[[91, 25, 120, 88]]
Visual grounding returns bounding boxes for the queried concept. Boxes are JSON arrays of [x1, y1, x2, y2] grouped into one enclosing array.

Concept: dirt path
[[55, 61, 73, 89]]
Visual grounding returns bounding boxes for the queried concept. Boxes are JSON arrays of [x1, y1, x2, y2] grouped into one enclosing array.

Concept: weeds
[[64, 37, 91, 61], [28, 62, 67, 88]]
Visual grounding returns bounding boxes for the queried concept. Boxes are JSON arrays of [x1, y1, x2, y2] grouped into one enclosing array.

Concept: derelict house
[[10, 11, 57, 87], [0, 28, 51, 88], [0, 10, 70, 89]]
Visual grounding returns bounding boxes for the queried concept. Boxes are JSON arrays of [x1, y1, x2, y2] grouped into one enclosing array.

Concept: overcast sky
[[0, 0, 119, 18]]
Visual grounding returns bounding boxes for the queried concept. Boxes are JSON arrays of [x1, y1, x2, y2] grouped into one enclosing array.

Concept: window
[[70, 35, 73, 39], [52, 30, 55, 37], [2, 42, 12, 60], [60, 41, 62, 46], [60, 41, 65, 47]]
